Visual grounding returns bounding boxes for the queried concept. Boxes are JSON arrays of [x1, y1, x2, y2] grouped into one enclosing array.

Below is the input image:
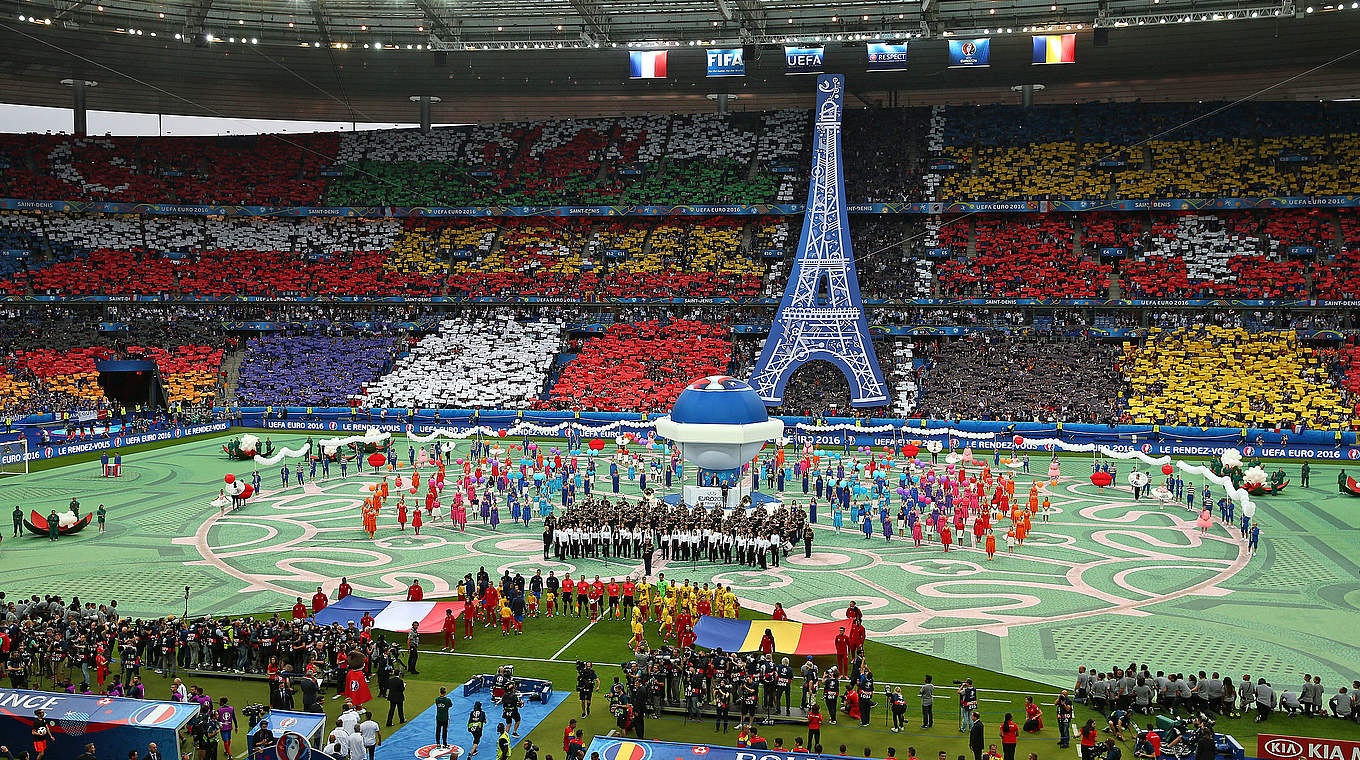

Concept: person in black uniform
[[386, 672, 406, 726]]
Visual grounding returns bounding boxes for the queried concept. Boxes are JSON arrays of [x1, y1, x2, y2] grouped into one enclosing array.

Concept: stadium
[[1, 0, 1360, 758]]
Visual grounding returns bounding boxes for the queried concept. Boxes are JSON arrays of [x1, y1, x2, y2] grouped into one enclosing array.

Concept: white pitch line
[[551, 620, 597, 660]]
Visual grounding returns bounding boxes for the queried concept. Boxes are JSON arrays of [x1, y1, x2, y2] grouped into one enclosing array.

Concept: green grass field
[[2, 429, 1359, 759]]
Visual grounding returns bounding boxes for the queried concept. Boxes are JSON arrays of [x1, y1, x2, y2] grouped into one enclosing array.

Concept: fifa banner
[[1258, 734, 1360, 760], [949, 38, 990, 67], [0, 421, 230, 465], [706, 48, 746, 77], [866, 42, 909, 71], [784, 46, 824, 74], [1032, 33, 1076, 64], [588, 737, 886, 760], [0, 689, 198, 759], [629, 50, 668, 79]]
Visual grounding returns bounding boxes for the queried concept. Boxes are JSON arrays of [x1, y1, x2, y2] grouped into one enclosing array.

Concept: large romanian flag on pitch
[[692, 615, 849, 655], [1031, 34, 1076, 64]]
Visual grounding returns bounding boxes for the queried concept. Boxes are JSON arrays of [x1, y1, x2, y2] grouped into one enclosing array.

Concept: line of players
[[433, 567, 744, 647]]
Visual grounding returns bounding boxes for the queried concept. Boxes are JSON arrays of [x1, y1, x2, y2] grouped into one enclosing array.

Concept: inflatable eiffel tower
[[748, 74, 888, 407]]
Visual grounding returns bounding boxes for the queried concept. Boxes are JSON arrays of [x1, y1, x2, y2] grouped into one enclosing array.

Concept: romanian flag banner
[[692, 615, 849, 654], [312, 594, 463, 633], [1032, 34, 1076, 64]]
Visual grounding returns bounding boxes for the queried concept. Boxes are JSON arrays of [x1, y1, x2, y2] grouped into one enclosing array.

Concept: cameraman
[[577, 662, 600, 717], [958, 679, 978, 732]]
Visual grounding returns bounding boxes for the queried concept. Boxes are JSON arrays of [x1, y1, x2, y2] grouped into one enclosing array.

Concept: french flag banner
[[629, 50, 668, 79]]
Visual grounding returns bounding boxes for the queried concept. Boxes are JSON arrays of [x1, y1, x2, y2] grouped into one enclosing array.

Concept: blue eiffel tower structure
[[748, 73, 888, 408]]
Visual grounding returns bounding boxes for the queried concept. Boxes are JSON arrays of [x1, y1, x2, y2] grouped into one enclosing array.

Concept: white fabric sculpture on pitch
[[253, 443, 312, 466]]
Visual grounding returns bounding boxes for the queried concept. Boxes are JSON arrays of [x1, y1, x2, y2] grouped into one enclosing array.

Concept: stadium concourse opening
[[3, 6, 1360, 759], [94, 359, 165, 410]]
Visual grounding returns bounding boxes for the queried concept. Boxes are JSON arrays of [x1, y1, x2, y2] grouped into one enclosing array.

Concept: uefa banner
[[706, 48, 745, 77], [948, 38, 990, 67], [784, 46, 824, 74], [866, 42, 909, 71]]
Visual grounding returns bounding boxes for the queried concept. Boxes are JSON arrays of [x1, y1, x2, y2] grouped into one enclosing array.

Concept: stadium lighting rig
[[1096, 0, 1294, 25]]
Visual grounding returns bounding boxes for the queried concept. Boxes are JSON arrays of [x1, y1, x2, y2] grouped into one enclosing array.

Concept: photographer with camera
[[576, 661, 600, 717], [957, 678, 978, 733]]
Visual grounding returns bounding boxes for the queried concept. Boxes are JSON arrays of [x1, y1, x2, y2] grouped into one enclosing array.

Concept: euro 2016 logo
[[415, 745, 465, 758], [276, 732, 311, 760], [962, 42, 976, 56]]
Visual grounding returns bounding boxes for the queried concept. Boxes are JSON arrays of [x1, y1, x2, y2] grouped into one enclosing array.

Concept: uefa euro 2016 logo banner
[[948, 38, 990, 67]]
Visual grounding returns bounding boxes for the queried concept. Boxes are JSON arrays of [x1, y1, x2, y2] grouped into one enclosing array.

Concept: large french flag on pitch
[[629, 50, 668, 79], [313, 594, 463, 633], [1032, 34, 1076, 64]]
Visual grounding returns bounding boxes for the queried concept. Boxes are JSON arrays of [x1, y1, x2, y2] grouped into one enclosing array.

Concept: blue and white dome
[[655, 375, 785, 472], [669, 376, 771, 426]]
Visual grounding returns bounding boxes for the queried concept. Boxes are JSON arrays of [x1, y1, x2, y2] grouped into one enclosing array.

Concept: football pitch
[[1, 431, 1357, 690]]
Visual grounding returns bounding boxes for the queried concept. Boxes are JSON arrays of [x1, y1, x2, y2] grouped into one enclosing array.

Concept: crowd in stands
[[1120, 325, 1351, 429], [912, 335, 1121, 423], [0, 306, 229, 415], [2, 207, 1359, 302], [234, 331, 402, 407], [539, 320, 732, 412], [362, 316, 563, 409], [936, 217, 1111, 299], [5, 102, 1360, 211], [0, 132, 338, 205]]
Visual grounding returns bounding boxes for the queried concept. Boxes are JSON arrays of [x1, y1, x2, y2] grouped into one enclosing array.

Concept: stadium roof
[[1, 0, 1359, 123]]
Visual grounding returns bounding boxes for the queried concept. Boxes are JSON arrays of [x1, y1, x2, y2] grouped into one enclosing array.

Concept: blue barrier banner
[[3, 422, 230, 465], [706, 48, 746, 77], [925, 247, 951, 257], [5, 196, 1360, 217], [866, 42, 909, 71], [1288, 245, 1319, 256], [948, 38, 990, 67], [1100, 247, 1128, 256], [784, 46, 824, 74]]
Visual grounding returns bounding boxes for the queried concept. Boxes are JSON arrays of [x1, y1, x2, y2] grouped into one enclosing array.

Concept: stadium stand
[[936, 216, 1110, 298], [539, 320, 732, 412], [0, 132, 337, 204], [1121, 325, 1350, 429], [913, 335, 1121, 423], [362, 316, 563, 409], [234, 332, 401, 407]]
